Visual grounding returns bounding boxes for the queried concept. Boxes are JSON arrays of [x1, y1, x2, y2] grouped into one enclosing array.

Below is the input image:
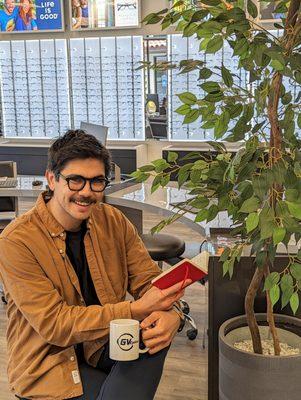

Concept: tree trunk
[[263, 262, 281, 355], [265, 0, 301, 355], [245, 267, 264, 354]]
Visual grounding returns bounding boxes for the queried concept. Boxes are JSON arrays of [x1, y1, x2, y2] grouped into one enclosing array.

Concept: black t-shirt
[[65, 223, 100, 307], [65, 223, 100, 363]]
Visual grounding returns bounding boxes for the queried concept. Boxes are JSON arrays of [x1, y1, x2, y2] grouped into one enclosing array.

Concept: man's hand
[[130, 279, 191, 321], [140, 310, 181, 354]]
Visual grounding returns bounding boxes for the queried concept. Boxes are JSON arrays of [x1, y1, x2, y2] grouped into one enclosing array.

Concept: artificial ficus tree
[[133, 0, 301, 355]]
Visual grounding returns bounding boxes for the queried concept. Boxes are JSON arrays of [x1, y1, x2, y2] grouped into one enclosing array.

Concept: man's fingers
[[161, 279, 192, 297], [144, 336, 167, 349], [148, 342, 169, 355], [140, 311, 160, 329]]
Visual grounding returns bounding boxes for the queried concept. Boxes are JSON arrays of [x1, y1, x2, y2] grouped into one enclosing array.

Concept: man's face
[[46, 158, 106, 227], [5, 0, 15, 14]]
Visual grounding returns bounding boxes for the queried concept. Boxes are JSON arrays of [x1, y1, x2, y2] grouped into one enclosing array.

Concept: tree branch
[[245, 267, 264, 354]]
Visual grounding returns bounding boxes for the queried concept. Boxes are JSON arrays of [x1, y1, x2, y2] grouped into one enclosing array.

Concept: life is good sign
[[36, 0, 63, 31]]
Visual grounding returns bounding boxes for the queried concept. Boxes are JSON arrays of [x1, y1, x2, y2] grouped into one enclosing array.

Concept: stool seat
[[141, 233, 185, 261]]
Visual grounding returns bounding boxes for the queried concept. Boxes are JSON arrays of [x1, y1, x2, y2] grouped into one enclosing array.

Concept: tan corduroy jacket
[[0, 193, 162, 400]]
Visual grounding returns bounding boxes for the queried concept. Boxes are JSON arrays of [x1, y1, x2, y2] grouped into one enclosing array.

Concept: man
[[0, 130, 188, 400], [0, 0, 18, 31]]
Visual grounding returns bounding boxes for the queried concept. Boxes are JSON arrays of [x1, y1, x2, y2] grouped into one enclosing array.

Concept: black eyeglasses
[[59, 173, 110, 192]]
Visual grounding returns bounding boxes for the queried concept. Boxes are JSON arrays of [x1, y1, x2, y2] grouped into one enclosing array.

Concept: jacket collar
[[35, 192, 93, 238]]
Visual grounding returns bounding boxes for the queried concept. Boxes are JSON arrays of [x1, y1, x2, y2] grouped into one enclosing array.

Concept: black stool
[[141, 233, 198, 340], [141, 233, 185, 268]]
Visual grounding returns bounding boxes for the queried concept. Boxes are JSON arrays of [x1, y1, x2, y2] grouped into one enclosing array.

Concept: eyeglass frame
[[59, 173, 110, 193]]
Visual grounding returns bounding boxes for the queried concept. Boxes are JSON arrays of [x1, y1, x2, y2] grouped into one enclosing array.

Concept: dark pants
[[16, 343, 169, 400]]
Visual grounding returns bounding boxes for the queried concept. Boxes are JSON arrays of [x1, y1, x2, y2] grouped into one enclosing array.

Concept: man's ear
[[45, 170, 56, 191]]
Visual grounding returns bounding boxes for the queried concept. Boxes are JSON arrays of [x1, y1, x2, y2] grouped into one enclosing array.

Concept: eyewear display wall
[[0, 32, 298, 141], [0, 36, 144, 139]]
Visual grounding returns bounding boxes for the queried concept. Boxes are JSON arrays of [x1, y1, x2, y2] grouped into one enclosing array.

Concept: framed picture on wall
[[70, 0, 141, 31], [0, 0, 64, 33]]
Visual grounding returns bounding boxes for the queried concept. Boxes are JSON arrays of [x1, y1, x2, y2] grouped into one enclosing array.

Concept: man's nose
[[78, 180, 93, 196]]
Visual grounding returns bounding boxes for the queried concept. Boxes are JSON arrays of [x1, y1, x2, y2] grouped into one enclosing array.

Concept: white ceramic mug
[[109, 319, 149, 361]]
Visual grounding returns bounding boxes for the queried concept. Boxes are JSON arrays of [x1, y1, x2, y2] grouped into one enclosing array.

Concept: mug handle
[[139, 326, 149, 354], [139, 346, 149, 354]]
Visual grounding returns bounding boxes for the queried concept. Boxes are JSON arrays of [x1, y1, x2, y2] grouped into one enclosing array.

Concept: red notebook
[[151, 251, 209, 290]]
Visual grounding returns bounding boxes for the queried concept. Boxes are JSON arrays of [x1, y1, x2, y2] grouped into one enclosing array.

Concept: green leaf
[[227, 103, 243, 118], [200, 81, 221, 93], [183, 109, 201, 124], [190, 169, 202, 184], [195, 209, 208, 222], [291, 263, 301, 281], [152, 159, 170, 173], [294, 162, 301, 177], [221, 64, 233, 87], [233, 38, 249, 56], [139, 165, 155, 172], [219, 247, 231, 262], [260, 220, 277, 240], [151, 175, 162, 193], [178, 92, 197, 105], [160, 173, 170, 187], [264, 272, 280, 291], [206, 36, 223, 54], [273, 227, 286, 245], [202, 20, 223, 33], [175, 104, 191, 115], [130, 170, 150, 182], [280, 274, 294, 308], [269, 285, 280, 307], [214, 111, 230, 139], [246, 212, 259, 233], [271, 59, 285, 71], [190, 197, 209, 209], [247, 0, 258, 18], [183, 22, 199, 37], [199, 67, 212, 80], [222, 259, 230, 277], [287, 202, 301, 220], [243, 103, 254, 122], [167, 151, 178, 163], [178, 170, 190, 188], [239, 196, 260, 213], [290, 292, 300, 315], [281, 273, 294, 290], [207, 204, 219, 222]]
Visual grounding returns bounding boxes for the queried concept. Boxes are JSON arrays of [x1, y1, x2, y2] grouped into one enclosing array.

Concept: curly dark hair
[[47, 130, 112, 179]]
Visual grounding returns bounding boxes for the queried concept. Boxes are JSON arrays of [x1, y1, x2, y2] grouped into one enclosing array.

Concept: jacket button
[[59, 249, 64, 254], [70, 356, 75, 361], [60, 233, 64, 237], [51, 233, 55, 237]]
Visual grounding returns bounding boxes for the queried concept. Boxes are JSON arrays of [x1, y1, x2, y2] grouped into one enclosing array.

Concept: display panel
[[0, 0, 64, 32], [70, 0, 140, 30]]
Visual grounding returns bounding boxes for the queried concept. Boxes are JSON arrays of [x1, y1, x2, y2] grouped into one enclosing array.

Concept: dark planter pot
[[219, 314, 301, 400]]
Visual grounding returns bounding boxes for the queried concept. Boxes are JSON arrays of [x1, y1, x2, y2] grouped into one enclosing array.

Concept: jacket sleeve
[[0, 237, 132, 347], [120, 214, 162, 300]]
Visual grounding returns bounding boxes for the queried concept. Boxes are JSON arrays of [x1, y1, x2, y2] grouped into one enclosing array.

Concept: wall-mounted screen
[[0, 0, 64, 32], [70, 0, 140, 30]]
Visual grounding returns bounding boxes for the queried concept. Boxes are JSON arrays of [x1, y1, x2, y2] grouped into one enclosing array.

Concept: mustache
[[71, 196, 97, 205]]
